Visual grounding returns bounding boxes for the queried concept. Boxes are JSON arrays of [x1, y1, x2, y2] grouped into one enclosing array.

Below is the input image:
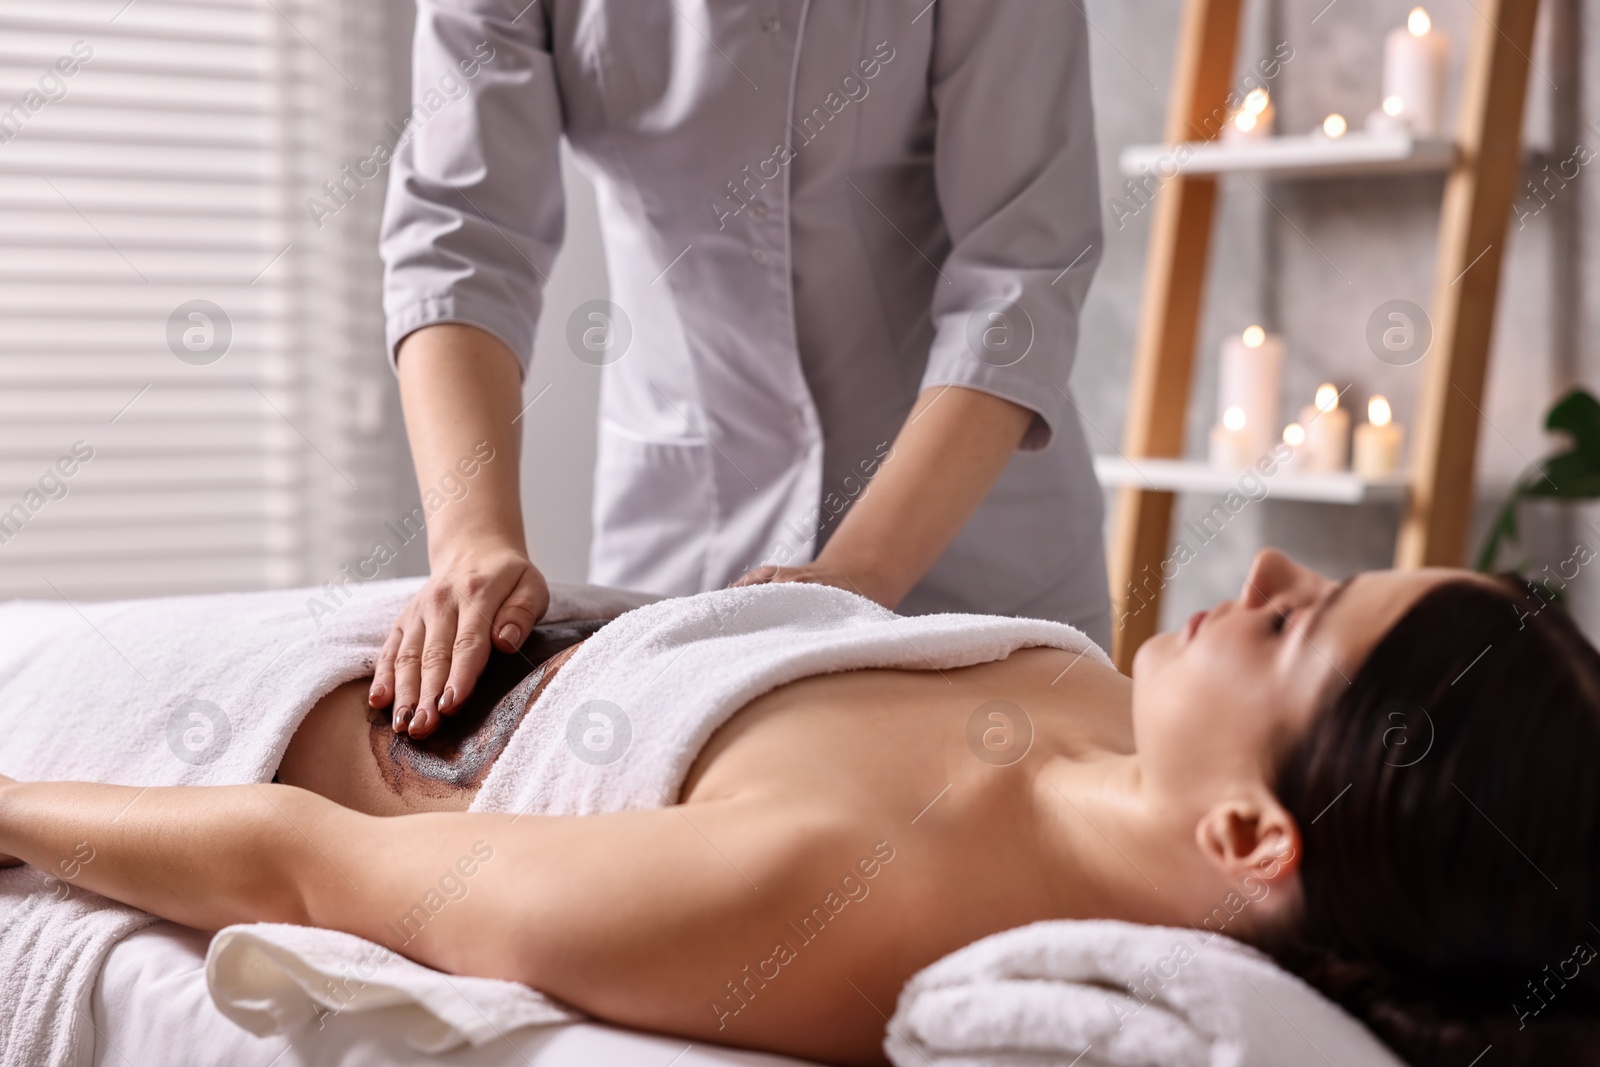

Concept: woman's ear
[[1194, 793, 1302, 888]]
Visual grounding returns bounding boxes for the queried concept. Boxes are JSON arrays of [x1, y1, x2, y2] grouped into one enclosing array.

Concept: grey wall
[[519, 149, 608, 584], [454, 0, 1599, 634]]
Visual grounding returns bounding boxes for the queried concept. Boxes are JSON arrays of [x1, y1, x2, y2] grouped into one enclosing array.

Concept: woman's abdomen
[[278, 619, 608, 815]]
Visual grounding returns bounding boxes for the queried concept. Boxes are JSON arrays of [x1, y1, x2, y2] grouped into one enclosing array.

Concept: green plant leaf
[[1521, 448, 1600, 499], [1544, 388, 1600, 466], [1472, 388, 1600, 571]]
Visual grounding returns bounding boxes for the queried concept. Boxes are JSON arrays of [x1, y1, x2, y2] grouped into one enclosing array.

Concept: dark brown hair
[[1269, 576, 1600, 1066]]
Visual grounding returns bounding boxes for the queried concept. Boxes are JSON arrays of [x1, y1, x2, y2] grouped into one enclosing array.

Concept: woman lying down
[[2, 549, 1597, 1066]]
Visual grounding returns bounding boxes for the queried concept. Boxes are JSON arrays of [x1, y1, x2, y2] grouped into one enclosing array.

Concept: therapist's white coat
[[380, 0, 1111, 647]]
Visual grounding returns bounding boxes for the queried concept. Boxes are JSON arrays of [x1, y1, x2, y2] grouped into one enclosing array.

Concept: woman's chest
[[680, 647, 1133, 809], [670, 650, 1132, 1054]]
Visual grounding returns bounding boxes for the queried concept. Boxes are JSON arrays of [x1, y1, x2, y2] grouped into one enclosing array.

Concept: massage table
[[91, 922, 818, 1067]]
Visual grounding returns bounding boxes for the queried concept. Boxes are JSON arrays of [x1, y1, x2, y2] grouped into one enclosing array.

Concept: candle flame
[[1383, 94, 1405, 116], [1322, 113, 1348, 138], [1234, 110, 1258, 133], [1244, 88, 1270, 115], [1369, 395, 1393, 426], [1315, 384, 1340, 413], [1283, 422, 1306, 447], [1223, 406, 1247, 432], [1242, 325, 1266, 348], [1408, 7, 1431, 36]]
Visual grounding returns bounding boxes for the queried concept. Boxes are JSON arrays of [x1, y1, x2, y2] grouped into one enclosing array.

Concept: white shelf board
[[1119, 131, 1456, 179], [1094, 455, 1409, 505]]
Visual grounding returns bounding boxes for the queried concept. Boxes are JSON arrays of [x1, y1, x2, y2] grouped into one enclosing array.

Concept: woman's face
[[1131, 550, 1461, 805]]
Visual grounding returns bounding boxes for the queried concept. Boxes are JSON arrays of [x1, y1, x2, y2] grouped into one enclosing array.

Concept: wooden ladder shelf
[[1107, 0, 1544, 672]]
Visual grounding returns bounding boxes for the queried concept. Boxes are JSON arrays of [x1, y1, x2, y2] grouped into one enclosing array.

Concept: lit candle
[[1319, 113, 1348, 139], [1382, 7, 1449, 136], [1222, 88, 1274, 143], [1281, 422, 1309, 473], [1299, 384, 1351, 473], [1365, 95, 1408, 136], [1209, 406, 1254, 469], [1353, 395, 1405, 477], [1217, 325, 1283, 461]]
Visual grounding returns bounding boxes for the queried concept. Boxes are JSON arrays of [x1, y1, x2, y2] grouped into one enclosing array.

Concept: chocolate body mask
[[371, 618, 610, 799]]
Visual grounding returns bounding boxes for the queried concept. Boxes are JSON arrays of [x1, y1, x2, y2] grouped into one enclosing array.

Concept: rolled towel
[[884, 920, 1407, 1067]]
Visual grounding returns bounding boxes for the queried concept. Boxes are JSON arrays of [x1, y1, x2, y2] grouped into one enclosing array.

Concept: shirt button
[[750, 247, 769, 264], [760, 14, 781, 32]]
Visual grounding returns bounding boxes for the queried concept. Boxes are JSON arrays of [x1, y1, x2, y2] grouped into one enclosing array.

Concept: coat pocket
[[588, 418, 716, 596]]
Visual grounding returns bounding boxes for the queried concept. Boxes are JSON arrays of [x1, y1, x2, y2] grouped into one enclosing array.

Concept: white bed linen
[[92, 923, 820, 1067]]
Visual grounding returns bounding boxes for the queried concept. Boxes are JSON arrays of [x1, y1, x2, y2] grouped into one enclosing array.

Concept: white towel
[[0, 576, 655, 1067], [884, 920, 1408, 1067], [204, 924, 579, 1051]]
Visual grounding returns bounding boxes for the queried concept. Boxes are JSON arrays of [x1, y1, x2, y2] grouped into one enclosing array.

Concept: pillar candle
[[1218, 325, 1283, 462], [1222, 88, 1274, 142], [1383, 7, 1449, 136], [1353, 395, 1405, 477], [1209, 406, 1254, 469], [1299, 384, 1351, 473], [1280, 422, 1310, 473]]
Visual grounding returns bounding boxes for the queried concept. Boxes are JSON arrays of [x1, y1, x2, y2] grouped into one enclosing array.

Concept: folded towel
[[0, 576, 656, 1067], [205, 924, 579, 1051], [884, 919, 1408, 1067]]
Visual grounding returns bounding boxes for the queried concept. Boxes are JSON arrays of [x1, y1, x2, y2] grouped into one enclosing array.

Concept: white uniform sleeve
[[920, 0, 1103, 450], [379, 0, 566, 375]]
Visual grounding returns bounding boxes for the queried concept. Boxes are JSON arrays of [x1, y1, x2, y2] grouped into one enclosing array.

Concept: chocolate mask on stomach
[[369, 618, 610, 798]]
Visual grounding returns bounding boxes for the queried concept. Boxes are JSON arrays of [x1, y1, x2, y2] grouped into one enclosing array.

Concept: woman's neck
[[1027, 750, 1217, 930]]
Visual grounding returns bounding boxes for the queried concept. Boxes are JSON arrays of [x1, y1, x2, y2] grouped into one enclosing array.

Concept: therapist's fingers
[[370, 623, 403, 709], [733, 565, 820, 588], [411, 591, 460, 737], [731, 565, 781, 587], [437, 563, 549, 718], [490, 564, 550, 653], [391, 615, 427, 735], [440, 584, 498, 719]]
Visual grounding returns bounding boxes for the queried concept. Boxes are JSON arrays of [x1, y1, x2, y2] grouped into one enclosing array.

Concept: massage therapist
[[371, 0, 1109, 737]]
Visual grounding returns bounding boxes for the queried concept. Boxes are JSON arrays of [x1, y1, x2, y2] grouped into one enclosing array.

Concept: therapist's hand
[[731, 560, 900, 608], [389, 322, 546, 740], [371, 543, 549, 738]]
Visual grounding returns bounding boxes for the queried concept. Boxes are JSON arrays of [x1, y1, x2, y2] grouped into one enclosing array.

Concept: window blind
[[0, 0, 413, 601]]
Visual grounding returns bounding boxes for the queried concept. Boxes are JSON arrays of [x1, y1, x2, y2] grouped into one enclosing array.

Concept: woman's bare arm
[[0, 778, 898, 1062], [0, 778, 731, 981]]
